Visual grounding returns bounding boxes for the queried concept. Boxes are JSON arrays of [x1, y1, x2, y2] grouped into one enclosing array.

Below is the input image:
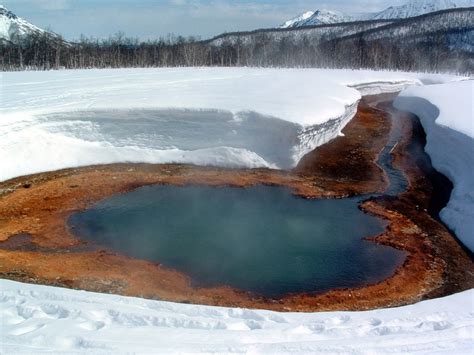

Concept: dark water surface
[[69, 185, 405, 298]]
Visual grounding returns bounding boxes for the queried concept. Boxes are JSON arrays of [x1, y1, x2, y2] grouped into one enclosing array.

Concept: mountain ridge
[[281, 10, 353, 28], [0, 4, 54, 43], [281, 0, 474, 28]]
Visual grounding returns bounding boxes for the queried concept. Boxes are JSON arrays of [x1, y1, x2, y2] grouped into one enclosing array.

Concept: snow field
[[1, 279, 473, 354], [0, 68, 460, 181]]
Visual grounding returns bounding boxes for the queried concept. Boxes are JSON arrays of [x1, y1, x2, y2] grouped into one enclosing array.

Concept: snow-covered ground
[[0, 68, 459, 181], [395, 80, 474, 252], [1, 279, 473, 354]]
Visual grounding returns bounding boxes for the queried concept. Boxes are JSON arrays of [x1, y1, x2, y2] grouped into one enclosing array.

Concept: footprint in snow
[[40, 304, 70, 319], [370, 325, 402, 336], [78, 320, 106, 331], [416, 321, 452, 331], [9, 322, 45, 336], [307, 323, 326, 333], [328, 315, 351, 326], [363, 318, 383, 327]]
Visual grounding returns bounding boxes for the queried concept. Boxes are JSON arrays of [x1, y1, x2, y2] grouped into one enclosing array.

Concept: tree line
[[1, 26, 472, 73], [0, 32, 212, 70]]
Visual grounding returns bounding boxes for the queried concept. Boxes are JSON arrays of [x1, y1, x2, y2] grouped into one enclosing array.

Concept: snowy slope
[[280, 0, 473, 28], [280, 11, 315, 28], [395, 80, 474, 252], [0, 5, 48, 43], [0, 68, 460, 182], [373, 0, 474, 19], [280, 10, 352, 28], [1, 279, 473, 353], [210, 21, 391, 47]]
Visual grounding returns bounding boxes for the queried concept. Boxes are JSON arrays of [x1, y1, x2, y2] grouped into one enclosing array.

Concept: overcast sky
[[2, 0, 405, 40]]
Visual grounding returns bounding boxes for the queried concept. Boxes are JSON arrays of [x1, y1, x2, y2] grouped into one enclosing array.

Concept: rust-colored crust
[[0, 96, 472, 312]]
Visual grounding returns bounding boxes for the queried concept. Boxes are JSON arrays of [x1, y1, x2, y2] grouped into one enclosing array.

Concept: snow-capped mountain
[[281, 0, 473, 28], [280, 10, 353, 28], [280, 11, 315, 28], [373, 0, 474, 19], [0, 5, 49, 43]]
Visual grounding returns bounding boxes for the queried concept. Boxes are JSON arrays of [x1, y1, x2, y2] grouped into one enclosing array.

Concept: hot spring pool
[[69, 185, 405, 298]]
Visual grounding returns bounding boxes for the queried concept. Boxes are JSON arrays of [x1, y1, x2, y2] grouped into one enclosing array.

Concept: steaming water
[[69, 185, 405, 298]]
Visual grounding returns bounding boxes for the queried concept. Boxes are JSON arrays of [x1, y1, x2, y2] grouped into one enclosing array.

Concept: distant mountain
[[280, 0, 473, 28], [0, 4, 56, 44], [372, 0, 474, 19], [373, 0, 474, 19], [280, 10, 353, 28], [280, 11, 315, 28]]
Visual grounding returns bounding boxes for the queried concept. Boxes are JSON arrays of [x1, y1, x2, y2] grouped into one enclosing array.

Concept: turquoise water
[[69, 185, 405, 298]]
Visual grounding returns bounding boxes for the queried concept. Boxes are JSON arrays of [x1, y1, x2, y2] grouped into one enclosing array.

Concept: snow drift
[[395, 80, 474, 252]]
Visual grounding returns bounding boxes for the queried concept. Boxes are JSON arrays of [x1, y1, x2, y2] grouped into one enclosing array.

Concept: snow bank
[[1, 279, 472, 354], [0, 68, 460, 181], [394, 80, 474, 252]]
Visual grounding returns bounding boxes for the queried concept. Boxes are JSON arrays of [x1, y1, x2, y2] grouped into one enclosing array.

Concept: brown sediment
[[295, 96, 390, 194], [0, 95, 472, 312], [371, 101, 474, 300]]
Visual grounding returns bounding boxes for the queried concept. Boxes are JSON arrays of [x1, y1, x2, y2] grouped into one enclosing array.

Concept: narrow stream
[[369, 96, 454, 222], [370, 98, 409, 197]]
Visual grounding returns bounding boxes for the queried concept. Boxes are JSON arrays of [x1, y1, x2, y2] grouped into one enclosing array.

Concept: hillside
[[281, 0, 474, 28], [281, 10, 353, 28], [373, 0, 474, 19], [208, 20, 394, 47], [206, 8, 474, 72], [0, 5, 51, 44]]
